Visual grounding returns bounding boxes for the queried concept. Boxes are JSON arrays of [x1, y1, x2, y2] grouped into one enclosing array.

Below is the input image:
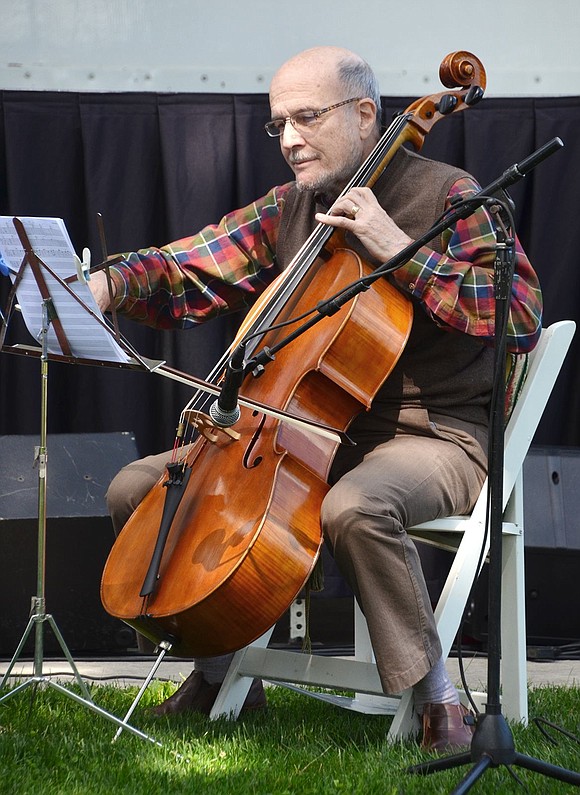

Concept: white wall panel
[[1, 0, 577, 95]]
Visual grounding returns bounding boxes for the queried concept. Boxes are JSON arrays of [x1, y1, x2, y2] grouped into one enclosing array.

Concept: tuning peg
[[465, 85, 485, 106], [436, 94, 459, 115]]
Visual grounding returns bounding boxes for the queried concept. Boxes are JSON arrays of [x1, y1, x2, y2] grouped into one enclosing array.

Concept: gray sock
[[412, 657, 460, 714], [193, 654, 234, 684]]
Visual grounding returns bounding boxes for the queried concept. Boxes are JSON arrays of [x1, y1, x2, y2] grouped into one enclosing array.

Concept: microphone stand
[[407, 199, 580, 791], [222, 138, 580, 790]]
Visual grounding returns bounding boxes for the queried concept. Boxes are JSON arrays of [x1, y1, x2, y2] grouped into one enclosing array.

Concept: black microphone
[[209, 344, 246, 427], [483, 137, 564, 196], [515, 136, 564, 177], [449, 137, 564, 222]]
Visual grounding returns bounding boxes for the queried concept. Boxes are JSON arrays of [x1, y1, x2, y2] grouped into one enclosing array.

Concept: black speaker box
[[523, 446, 580, 552], [468, 445, 580, 647], [0, 432, 140, 656]]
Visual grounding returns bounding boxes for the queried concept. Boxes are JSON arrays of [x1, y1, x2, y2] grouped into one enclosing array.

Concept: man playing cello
[[90, 46, 542, 752]]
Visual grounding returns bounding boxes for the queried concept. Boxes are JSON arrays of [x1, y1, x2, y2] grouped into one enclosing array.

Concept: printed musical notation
[[0, 216, 131, 363]]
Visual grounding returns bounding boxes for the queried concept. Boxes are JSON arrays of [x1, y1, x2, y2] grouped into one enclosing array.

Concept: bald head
[[272, 46, 363, 85], [270, 47, 381, 124]]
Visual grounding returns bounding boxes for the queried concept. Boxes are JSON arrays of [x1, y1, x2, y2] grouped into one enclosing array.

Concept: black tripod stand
[[407, 197, 580, 792]]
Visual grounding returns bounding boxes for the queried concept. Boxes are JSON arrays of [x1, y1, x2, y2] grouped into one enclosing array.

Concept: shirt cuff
[[391, 247, 441, 298], [107, 265, 129, 308]]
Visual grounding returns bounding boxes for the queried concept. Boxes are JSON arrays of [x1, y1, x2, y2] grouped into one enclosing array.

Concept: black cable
[[532, 717, 580, 747]]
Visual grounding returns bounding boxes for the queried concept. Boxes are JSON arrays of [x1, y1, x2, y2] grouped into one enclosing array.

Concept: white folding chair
[[210, 321, 575, 741]]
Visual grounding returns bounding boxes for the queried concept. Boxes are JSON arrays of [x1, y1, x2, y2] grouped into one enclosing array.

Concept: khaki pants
[[322, 406, 487, 692]]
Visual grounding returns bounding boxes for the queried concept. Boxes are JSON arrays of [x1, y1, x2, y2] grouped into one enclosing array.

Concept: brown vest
[[275, 147, 493, 425]]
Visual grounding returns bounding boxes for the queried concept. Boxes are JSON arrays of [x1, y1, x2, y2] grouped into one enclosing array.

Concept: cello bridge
[[182, 410, 241, 444]]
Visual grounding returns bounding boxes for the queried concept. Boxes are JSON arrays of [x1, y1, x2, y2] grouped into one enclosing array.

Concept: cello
[[101, 51, 486, 658]]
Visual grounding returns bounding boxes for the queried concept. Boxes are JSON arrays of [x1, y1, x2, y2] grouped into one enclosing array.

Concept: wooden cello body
[[101, 51, 486, 658]]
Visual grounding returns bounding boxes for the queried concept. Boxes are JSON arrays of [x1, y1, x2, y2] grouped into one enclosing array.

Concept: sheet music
[[0, 216, 131, 363]]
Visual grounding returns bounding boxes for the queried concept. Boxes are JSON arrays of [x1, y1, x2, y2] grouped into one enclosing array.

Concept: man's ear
[[358, 98, 378, 140]]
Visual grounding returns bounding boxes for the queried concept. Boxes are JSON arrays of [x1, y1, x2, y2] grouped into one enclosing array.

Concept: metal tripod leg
[[0, 597, 92, 701], [0, 600, 162, 747], [112, 640, 173, 742]]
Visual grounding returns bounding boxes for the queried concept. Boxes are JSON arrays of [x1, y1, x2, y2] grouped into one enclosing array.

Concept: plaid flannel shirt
[[109, 176, 542, 354]]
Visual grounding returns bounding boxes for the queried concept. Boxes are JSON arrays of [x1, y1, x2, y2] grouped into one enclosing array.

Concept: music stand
[[0, 216, 163, 746]]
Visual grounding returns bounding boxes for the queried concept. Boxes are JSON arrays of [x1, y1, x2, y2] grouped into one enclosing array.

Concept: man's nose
[[280, 121, 305, 147]]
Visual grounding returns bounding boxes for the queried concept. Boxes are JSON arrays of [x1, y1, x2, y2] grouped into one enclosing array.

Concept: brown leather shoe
[[420, 703, 475, 753], [149, 671, 266, 717]]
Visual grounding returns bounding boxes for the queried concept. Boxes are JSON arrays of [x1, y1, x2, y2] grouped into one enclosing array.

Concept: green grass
[[0, 680, 578, 794]]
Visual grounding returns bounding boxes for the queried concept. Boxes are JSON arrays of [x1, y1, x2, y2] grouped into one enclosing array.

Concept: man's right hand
[[89, 269, 117, 313]]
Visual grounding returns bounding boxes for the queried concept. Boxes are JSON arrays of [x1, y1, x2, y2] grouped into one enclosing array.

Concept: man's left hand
[[315, 187, 412, 263]]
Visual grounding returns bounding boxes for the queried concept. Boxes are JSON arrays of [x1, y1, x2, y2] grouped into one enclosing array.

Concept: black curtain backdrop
[[1, 91, 579, 459]]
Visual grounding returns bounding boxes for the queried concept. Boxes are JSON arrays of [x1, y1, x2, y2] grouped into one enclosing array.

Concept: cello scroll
[[352, 51, 486, 192], [402, 50, 486, 149]]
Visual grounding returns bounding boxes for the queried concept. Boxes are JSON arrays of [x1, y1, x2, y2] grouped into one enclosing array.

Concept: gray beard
[[293, 154, 362, 202], [294, 172, 348, 200]]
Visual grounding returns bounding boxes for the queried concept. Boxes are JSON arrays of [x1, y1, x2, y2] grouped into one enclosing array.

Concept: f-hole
[[243, 411, 266, 468]]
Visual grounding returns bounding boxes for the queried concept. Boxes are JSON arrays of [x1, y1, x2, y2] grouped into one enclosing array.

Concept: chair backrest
[[409, 320, 575, 648], [501, 320, 575, 511], [409, 320, 576, 535]]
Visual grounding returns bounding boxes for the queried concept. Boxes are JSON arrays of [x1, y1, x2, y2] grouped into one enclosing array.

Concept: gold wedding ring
[[351, 204, 361, 217]]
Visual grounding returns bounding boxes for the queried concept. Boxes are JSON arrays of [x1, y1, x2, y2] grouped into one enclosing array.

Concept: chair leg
[[501, 470, 528, 724], [353, 601, 400, 713], [500, 480, 528, 724], [210, 628, 274, 719], [387, 689, 418, 742]]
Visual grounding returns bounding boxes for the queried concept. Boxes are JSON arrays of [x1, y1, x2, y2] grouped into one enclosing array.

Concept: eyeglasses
[[264, 97, 361, 138]]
